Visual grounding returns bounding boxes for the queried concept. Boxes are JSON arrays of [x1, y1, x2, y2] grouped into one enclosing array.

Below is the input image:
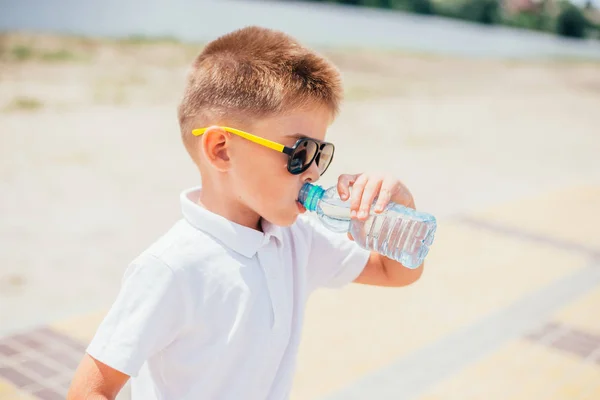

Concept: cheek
[[235, 145, 288, 172], [231, 149, 292, 201]]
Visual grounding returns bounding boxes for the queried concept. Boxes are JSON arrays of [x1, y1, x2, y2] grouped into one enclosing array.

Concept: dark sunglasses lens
[[316, 144, 334, 175], [289, 140, 318, 174]]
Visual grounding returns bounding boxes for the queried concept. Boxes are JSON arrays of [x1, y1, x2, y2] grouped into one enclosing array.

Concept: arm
[[69, 254, 189, 399], [67, 354, 129, 400], [354, 252, 424, 287]]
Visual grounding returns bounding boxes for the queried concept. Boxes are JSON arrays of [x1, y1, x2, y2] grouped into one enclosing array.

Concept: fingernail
[[341, 193, 348, 200], [358, 210, 367, 218], [351, 210, 357, 218]]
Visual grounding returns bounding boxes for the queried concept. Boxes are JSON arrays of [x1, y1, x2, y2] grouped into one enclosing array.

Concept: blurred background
[[1, 0, 599, 399]]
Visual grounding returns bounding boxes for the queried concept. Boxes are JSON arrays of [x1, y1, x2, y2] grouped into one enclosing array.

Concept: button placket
[[257, 239, 283, 332], [255, 237, 290, 391]]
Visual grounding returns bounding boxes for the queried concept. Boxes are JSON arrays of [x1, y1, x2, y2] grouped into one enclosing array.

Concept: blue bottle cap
[[298, 183, 325, 212]]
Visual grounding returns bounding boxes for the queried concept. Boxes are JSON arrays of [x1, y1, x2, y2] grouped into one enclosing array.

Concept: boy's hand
[[338, 173, 425, 288], [337, 173, 415, 221]]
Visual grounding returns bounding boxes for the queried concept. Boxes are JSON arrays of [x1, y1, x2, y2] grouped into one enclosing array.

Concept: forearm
[[67, 388, 113, 400], [68, 394, 112, 400], [67, 354, 128, 400], [67, 380, 116, 400], [380, 255, 424, 287]]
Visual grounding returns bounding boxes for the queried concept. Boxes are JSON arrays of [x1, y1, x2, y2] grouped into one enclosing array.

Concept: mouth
[[296, 200, 306, 213]]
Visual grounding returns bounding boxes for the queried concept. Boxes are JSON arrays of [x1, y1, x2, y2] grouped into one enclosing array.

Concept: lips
[[296, 200, 306, 213]]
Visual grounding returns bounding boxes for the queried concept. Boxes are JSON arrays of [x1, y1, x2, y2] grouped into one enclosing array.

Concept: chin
[[266, 210, 300, 227]]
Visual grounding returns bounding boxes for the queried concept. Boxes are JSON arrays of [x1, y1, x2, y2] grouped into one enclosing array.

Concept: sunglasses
[[192, 126, 335, 176]]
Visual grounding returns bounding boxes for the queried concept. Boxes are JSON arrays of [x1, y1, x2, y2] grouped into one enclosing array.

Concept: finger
[[347, 232, 354, 241], [337, 174, 359, 201], [349, 174, 369, 217], [398, 187, 416, 209], [374, 178, 396, 213], [358, 177, 383, 219]]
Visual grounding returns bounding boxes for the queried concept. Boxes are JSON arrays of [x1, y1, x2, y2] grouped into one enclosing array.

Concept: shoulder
[[120, 219, 245, 314], [117, 220, 240, 301], [138, 219, 235, 273], [129, 219, 254, 295]]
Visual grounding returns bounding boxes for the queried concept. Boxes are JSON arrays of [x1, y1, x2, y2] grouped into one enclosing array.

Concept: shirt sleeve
[[86, 252, 190, 377], [299, 215, 371, 292]]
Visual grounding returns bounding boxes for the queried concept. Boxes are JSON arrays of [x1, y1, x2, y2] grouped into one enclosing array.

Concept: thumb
[[337, 173, 360, 201]]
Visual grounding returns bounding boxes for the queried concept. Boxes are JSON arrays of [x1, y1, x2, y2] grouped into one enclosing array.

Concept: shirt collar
[[180, 186, 283, 258]]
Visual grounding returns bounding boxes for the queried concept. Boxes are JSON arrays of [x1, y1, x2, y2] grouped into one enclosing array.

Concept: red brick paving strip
[[37, 327, 86, 352], [525, 321, 561, 341], [0, 343, 19, 357], [0, 366, 36, 387], [526, 321, 600, 362], [32, 387, 68, 400], [11, 334, 48, 352], [46, 349, 81, 370], [3, 321, 599, 399], [0, 326, 87, 399], [22, 359, 59, 379]]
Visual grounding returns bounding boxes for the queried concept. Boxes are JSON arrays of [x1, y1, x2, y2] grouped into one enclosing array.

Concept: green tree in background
[[556, 3, 588, 37], [301, 0, 597, 39], [410, 0, 434, 15], [458, 0, 500, 24], [383, 0, 434, 14]]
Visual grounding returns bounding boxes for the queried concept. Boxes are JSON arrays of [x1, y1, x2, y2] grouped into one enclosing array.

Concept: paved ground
[[1, 186, 599, 399], [1, 34, 600, 399]]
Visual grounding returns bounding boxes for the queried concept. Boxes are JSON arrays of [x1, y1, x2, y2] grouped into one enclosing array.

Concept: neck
[[198, 175, 262, 232]]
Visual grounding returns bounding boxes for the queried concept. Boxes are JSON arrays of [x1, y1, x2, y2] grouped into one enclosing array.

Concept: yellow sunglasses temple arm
[[192, 127, 286, 153]]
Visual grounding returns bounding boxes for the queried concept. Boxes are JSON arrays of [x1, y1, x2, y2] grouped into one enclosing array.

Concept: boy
[[68, 26, 423, 400]]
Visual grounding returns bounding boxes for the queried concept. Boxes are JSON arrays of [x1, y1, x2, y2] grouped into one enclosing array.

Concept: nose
[[302, 160, 320, 183]]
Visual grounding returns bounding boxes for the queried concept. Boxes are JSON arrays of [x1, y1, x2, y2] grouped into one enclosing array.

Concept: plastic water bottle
[[298, 183, 437, 269]]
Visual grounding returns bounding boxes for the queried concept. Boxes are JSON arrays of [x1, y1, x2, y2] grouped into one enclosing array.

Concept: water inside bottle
[[350, 204, 436, 268]]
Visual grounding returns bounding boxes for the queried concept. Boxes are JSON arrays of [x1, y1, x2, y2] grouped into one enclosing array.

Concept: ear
[[199, 126, 231, 172]]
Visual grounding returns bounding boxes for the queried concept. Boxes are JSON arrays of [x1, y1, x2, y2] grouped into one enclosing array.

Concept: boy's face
[[228, 104, 333, 227]]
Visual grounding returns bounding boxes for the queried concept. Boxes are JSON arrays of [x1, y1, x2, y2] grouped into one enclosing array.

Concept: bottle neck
[[298, 183, 325, 212]]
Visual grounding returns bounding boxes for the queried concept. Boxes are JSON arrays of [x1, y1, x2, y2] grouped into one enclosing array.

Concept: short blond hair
[[177, 26, 343, 160]]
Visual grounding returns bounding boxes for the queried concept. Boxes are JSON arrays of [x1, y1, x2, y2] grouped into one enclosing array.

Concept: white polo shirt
[[87, 186, 370, 400]]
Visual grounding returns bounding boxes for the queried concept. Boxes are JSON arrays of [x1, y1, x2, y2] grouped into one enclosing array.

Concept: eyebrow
[[286, 133, 311, 140]]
